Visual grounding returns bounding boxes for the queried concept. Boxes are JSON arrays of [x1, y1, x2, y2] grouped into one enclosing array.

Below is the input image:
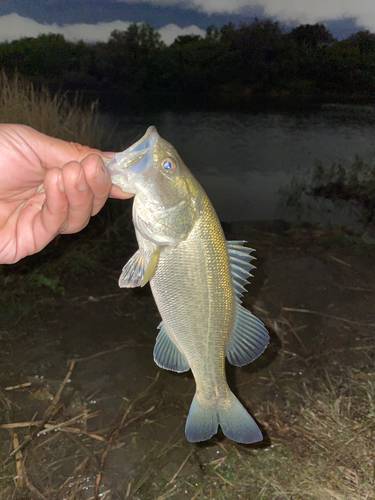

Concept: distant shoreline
[[69, 87, 375, 115]]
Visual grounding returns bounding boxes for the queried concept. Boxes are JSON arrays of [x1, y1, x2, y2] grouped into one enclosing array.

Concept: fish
[[106, 126, 269, 443]]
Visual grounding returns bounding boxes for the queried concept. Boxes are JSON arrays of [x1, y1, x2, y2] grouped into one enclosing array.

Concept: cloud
[[0, 2, 374, 47], [260, 0, 375, 29], [0, 14, 131, 43], [0, 13, 204, 45], [119, 0, 375, 32], [158, 23, 205, 45], [57, 20, 132, 43]]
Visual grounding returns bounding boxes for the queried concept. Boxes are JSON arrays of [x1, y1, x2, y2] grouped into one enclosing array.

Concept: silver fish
[[107, 127, 269, 443]]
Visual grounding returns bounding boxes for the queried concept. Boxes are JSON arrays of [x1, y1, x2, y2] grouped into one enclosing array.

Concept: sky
[[0, 1, 370, 45]]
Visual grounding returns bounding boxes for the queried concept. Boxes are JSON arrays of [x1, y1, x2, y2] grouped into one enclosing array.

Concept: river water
[[109, 104, 375, 233]]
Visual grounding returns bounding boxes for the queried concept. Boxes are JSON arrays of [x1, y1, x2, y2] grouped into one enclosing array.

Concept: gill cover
[[107, 126, 199, 287]]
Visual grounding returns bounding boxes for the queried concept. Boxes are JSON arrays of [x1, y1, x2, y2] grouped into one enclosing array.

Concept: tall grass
[[0, 71, 108, 148]]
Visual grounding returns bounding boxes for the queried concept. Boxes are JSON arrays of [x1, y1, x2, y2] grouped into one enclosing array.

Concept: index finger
[[14, 125, 111, 169]]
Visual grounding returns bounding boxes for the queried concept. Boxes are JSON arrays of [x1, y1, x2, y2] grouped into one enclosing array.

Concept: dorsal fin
[[226, 303, 269, 366], [227, 241, 256, 299], [226, 241, 269, 366]]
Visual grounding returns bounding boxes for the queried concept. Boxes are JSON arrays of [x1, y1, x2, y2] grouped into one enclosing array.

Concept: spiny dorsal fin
[[227, 241, 256, 299], [154, 322, 190, 373]]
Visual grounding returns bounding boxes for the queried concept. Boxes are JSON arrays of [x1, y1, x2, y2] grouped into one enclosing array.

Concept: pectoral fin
[[141, 246, 161, 287], [119, 249, 145, 288], [154, 322, 190, 373], [119, 247, 160, 288]]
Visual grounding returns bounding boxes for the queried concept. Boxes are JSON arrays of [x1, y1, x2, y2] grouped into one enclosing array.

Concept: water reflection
[[108, 105, 375, 231]]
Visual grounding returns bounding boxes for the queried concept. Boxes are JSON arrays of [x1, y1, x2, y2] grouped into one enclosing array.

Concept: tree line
[[1, 21, 375, 111]]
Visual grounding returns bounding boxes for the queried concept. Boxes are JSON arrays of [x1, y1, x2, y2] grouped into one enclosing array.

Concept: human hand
[[0, 124, 133, 264]]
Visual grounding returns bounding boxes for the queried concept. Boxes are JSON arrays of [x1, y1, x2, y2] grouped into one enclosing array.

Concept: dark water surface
[[107, 104, 375, 232]]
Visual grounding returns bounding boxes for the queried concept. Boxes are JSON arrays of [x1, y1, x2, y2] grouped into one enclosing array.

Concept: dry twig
[[282, 307, 375, 327], [5, 382, 32, 391], [37, 410, 100, 436], [69, 341, 134, 364], [167, 448, 194, 484], [43, 360, 76, 421]]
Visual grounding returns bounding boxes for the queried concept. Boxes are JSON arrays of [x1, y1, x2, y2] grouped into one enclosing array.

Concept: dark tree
[[103, 23, 165, 92], [291, 24, 334, 47], [349, 30, 375, 54]]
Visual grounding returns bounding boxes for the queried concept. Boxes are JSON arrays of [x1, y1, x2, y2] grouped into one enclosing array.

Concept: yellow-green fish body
[[107, 127, 269, 443]]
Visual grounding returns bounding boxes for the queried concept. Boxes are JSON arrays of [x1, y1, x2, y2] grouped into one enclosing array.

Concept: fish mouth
[[106, 126, 160, 179]]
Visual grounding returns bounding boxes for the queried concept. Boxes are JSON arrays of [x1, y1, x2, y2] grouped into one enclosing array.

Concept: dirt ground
[[0, 220, 374, 499]]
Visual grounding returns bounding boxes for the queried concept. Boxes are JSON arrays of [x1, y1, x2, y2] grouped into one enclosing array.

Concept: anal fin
[[154, 322, 190, 373]]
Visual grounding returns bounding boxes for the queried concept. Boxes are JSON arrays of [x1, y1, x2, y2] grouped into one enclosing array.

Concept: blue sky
[[0, 1, 370, 45]]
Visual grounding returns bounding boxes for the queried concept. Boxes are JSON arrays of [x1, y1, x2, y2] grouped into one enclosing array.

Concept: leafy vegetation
[[1, 22, 375, 112]]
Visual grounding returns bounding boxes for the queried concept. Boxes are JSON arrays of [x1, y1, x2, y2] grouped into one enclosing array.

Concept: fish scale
[[107, 126, 270, 443], [150, 193, 234, 401]]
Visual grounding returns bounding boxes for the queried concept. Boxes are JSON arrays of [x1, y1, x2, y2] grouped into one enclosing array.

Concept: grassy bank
[[226, 369, 375, 500], [1, 223, 374, 499], [282, 155, 375, 231], [0, 71, 109, 149], [2, 366, 373, 499]]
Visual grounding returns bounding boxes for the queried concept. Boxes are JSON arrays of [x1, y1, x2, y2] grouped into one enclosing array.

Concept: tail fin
[[185, 391, 263, 444]]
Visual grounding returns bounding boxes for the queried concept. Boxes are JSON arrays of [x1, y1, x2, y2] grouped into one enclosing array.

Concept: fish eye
[[161, 157, 177, 174]]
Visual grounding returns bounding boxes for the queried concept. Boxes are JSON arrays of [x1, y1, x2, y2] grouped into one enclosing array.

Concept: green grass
[[311, 155, 375, 188], [0, 200, 133, 323]]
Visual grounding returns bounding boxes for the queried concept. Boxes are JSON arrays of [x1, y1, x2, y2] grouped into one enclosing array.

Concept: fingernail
[[77, 170, 87, 192], [95, 164, 108, 185]]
